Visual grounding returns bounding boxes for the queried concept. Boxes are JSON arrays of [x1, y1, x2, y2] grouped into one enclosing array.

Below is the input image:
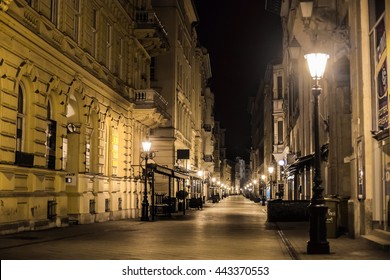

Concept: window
[[277, 76, 283, 99], [85, 7, 98, 57], [106, 23, 112, 69], [89, 199, 96, 214], [278, 121, 283, 144], [118, 197, 122, 210], [117, 38, 124, 78], [16, 85, 24, 153], [104, 123, 118, 176], [47, 200, 57, 220], [65, 0, 80, 42], [73, 0, 80, 42], [36, 0, 57, 23], [50, 0, 58, 26], [369, 0, 387, 131], [46, 101, 56, 169], [112, 129, 118, 176], [15, 84, 35, 167], [88, 112, 99, 174], [288, 74, 299, 126], [92, 8, 98, 57], [85, 143, 91, 172], [105, 199, 110, 212], [150, 57, 156, 80]]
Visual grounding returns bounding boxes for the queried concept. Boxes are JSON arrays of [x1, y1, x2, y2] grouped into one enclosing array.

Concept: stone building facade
[[0, 0, 217, 234], [257, 0, 390, 240]]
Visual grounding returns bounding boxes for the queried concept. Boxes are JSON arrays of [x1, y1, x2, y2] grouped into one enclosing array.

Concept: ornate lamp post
[[278, 159, 286, 199], [268, 166, 274, 200], [140, 137, 154, 221], [305, 52, 330, 254]]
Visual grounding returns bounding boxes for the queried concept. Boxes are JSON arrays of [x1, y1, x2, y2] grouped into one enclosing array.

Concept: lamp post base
[[307, 204, 329, 254], [307, 241, 330, 254], [141, 201, 149, 221]]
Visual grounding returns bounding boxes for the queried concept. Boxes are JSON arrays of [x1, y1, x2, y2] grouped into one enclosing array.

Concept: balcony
[[134, 10, 169, 56], [273, 143, 285, 154], [131, 89, 170, 128]]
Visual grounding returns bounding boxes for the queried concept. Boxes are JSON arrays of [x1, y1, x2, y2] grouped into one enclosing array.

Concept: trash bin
[[324, 196, 339, 238]]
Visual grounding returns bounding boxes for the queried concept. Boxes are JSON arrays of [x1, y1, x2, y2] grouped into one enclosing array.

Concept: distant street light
[[305, 52, 330, 254]]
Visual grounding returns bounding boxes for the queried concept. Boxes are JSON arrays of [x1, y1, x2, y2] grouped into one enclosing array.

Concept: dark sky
[[193, 1, 282, 161]]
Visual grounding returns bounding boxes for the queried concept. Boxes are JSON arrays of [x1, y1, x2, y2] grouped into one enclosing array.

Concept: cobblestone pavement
[[0, 195, 389, 260], [0, 196, 290, 260]]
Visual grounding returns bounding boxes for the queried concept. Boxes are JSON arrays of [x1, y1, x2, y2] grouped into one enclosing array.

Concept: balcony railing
[[132, 89, 168, 111], [135, 10, 168, 38], [134, 10, 169, 55]]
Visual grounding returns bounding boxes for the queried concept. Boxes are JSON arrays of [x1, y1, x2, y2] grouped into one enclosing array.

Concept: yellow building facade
[[0, 0, 170, 233]]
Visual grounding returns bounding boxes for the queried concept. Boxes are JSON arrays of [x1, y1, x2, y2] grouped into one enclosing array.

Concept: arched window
[[104, 120, 119, 177], [46, 100, 57, 169], [16, 85, 25, 152], [15, 83, 34, 167], [104, 122, 111, 176], [111, 126, 119, 177], [88, 111, 99, 174]]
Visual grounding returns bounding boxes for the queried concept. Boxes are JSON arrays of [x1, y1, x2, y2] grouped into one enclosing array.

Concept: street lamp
[[300, 1, 313, 28], [140, 137, 155, 221], [305, 52, 330, 254], [278, 159, 286, 199], [268, 166, 274, 199]]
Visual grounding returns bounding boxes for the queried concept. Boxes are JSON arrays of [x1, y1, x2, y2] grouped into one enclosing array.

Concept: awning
[[148, 163, 189, 180], [285, 154, 314, 175]]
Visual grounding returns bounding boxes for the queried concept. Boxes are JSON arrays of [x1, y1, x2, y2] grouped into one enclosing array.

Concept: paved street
[[1, 195, 389, 260], [0, 196, 291, 260]]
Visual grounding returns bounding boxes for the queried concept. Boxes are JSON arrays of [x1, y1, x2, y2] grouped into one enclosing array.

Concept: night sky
[[193, 1, 282, 161]]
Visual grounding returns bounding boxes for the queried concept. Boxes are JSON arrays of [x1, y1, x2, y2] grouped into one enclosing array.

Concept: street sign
[[65, 173, 76, 186]]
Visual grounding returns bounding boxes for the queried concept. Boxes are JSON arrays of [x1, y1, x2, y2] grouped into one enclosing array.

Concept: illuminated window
[[369, 0, 387, 132]]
